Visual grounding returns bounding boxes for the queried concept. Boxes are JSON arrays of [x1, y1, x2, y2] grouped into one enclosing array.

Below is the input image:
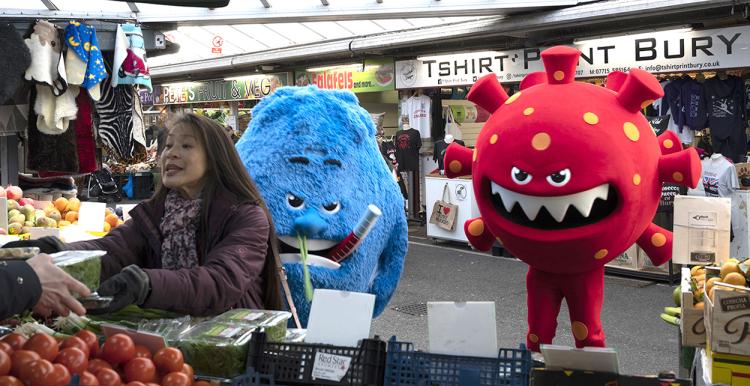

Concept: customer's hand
[[27, 253, 90, 317], [2, 236, 66, 254], [92, 265, 150, 314]]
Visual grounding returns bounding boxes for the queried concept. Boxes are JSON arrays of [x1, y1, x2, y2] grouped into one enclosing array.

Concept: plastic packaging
[[0, 247, 40, 260], [212, 309, 291, 342], [283, 328, 307, 343], [177, 321, 256, 378], [50, 250, 105, 291], [138, 315, 192, 345]]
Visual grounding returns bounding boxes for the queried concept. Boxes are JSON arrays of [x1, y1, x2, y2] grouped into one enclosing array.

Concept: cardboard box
[[680, 268, 706, 347], [673, 196, 731, 265], [605, 244, 639, 270], [705, 343, 750, 385], [705, 283, 750, 356]]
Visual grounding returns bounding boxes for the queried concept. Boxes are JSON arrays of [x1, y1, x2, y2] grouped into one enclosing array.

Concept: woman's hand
[[26, 253, 91, 317], [93, 265, 150, 314]]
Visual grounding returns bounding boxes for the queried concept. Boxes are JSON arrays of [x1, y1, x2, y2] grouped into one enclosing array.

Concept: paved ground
[[371, 236, 680, 377]]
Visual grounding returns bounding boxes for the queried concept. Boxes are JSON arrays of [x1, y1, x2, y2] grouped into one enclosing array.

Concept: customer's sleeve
[[0, 261, 42, 319], [142, 204, 269, 315]]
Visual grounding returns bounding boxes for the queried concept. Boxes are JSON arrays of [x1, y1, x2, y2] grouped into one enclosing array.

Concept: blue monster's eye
[[286, 193, 305, 210], [322, 202, 340, 214]]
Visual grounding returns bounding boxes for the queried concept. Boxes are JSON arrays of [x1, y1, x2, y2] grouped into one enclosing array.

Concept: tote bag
[[429, 183, 459, 231]]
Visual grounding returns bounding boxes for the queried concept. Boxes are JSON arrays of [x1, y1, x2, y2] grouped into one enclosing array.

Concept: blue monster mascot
[[236, 86, 408, 325]]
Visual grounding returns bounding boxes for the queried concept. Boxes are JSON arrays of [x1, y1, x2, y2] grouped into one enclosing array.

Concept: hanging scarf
[[159, 190, 202, 269]]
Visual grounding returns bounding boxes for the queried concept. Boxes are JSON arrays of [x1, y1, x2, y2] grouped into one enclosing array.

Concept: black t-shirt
[[394, 129, 422, 172], [380, 140, 397, 169], [433, 139, 465, 171]]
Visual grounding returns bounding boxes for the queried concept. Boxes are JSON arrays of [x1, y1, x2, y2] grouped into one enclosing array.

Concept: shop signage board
[[143, 73, 288, 105], [295, 59, 395, 93], [396, 25, 750, 88]]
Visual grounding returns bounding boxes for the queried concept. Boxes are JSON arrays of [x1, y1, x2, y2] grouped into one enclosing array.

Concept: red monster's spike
[[616, 68, 664, 113], [656, 130, 683, 155], [467, 74, 508, 114], [658, 147, 702, 188], [464, 217, 496, 251], [540, 46, 580, 85], [443, 143, 474, 178], [605, 71, 627, 92], [636, 223, 673, 267], [520, 72, 547, 90]]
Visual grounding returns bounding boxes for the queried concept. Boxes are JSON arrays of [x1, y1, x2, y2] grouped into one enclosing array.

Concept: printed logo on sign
[[688, 211, 717, 227], [311, 352, 352, 382], [398, 62, 417, 87]]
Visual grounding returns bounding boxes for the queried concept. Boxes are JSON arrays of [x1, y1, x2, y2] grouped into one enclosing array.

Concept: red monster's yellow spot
[[531, 133, 551, 151]]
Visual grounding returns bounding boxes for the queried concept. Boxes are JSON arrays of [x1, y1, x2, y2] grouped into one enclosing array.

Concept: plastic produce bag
[[50, 250, 105, 291], [177, 321, 256, 378], [212, 309, 291, 342]]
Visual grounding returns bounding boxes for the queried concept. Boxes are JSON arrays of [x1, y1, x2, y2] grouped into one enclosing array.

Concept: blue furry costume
[[236, 86, 408, 325]]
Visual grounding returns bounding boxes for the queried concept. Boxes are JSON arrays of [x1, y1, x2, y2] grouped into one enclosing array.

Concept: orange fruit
[[694, 301, 704, 310], [691, 266, 705, 277], [706, 277, 721, 294], [65, 198, 80, 212], [103, 222, 111, 232], [720, 262, 741, 279], [724, 272, 747, 286], [105, 214, 119, 228], [105, 208, 113, 217], [54, 197, 69, 212], [58, 220, 71, 227], [64, 211, 78, 222]]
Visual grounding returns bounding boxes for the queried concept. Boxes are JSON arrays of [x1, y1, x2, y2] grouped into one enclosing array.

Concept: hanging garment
[[401, 94, 431, 138], [112, 23, 152, 91], [394, 128, 421, 172], [680, 77, 706, 131], [703, 75, 748, 162], [24, 20, 67, 96], [0, 24, 31, 105], [95, 74, 138, 161], [131, 87, 147, 149], [64, 21, 107, 101], [27, 87, 79, 173], [34, 84, 79, 134], [73, 91, 97, 173]]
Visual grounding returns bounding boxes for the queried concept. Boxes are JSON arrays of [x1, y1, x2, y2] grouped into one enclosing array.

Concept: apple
[[5, 185, 22, 200], [18, 198, 34, 207], [0, 186, 5, 198]]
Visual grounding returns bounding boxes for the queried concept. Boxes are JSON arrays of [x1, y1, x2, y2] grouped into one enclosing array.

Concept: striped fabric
[[94, 74, 138, 161]]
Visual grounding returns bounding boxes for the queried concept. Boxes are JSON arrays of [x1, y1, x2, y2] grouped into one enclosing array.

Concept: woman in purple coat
[[12, 113, 282, 316]]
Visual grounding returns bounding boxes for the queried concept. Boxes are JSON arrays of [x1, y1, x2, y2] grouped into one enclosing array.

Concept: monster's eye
[[286, 193, 305, 210], [546, 169, 571, 187], [322, 202, 340, 214], [511, 167, 532, 185]]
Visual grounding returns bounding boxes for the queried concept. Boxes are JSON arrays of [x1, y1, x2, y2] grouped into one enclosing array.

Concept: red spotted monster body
[[444, 46, 701, 351]]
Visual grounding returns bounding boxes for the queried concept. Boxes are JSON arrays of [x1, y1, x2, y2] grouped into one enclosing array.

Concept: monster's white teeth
[[491, 182, 609, 222]]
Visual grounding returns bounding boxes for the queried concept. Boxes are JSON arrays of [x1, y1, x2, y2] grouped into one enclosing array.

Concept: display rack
[[604, 263, 679, 285]]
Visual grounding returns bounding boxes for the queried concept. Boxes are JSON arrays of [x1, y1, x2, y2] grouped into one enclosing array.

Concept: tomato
[[194, 381, 211, 386], [101, 334, 135, 365], [22, 359, 53, 386], [160, 371, 191, 386], [123, 358, 156, 383], [88, 358, 113, 374], [61, 336, 91, 358], [10, 349, 40, 378], [0, 343, 13, 356], [96, 368, 122, 386], [80, 370, 100, 386], [1, 334, 26, 352], [75, 330, 100, 358], [152, 347, 183, 374], [55, 347, 89, 375], [179, 363, 193, 380], [133, 345, 151, 359], [0, 375, 23, 386], [0, 350, 9, 376], [24, 333, 59, 361], [125, 382, 146, 386], [49, 363, 71, 386]]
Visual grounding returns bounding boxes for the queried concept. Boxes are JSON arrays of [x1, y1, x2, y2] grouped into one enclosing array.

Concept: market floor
[[371, 238, 679, 376]]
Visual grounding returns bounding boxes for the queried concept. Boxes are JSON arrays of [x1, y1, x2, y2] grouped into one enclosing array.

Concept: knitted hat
[[0, 24, 31, 104]]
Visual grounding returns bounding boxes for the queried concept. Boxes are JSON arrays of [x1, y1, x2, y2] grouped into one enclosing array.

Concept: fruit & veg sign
[[144, 73, 288, 105], [295, 59, 394, 93]]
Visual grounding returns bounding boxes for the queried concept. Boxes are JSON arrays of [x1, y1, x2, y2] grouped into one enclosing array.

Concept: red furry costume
[[444, 46, 701, 351]]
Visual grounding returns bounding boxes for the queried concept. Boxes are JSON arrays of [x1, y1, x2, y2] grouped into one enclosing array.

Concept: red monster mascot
[[444, 46, 701, 351]]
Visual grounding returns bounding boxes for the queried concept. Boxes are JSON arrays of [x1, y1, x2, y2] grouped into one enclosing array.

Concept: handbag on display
[[445, 107, 463, 140], [429, 183, 458, 231]]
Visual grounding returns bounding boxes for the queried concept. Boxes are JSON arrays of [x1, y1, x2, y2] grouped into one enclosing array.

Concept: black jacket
[[0, 261, 41, 319]]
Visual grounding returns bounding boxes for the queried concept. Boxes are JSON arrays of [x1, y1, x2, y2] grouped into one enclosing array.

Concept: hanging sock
[[64, 21, 107, 101]]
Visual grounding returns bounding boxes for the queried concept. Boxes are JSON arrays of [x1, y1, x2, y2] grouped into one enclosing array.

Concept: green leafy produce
[[88, 305, 184, 329], [212, 309, 291, 342], [51, 250, 105, 292], [177, 322, 255, 378]]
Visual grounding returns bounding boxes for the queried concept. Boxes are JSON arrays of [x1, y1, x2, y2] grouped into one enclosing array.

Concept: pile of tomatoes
[[0, 331, 210, 386]]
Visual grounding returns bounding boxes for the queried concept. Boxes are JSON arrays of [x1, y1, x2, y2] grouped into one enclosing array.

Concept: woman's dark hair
[[153, 112, 283, 310]]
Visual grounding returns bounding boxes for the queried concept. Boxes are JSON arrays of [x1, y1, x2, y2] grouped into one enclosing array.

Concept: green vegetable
[[660, 313, 679, 326], [51, 251, 104, 292], [664, 307, 681, 317], [177, 322, 255, 378], [212, 309, 291, 342], [297, 234, 313, 301], [88, 305, 184, 329]]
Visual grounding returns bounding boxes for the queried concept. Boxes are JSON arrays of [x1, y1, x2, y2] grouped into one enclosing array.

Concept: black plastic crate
[[384, 337, 531, 386], [245, 332, 386, 386]]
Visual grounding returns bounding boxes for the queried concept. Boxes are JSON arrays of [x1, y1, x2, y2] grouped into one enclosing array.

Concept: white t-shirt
[[402, 95, 432, 138], [688, 155, 739, 198]]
